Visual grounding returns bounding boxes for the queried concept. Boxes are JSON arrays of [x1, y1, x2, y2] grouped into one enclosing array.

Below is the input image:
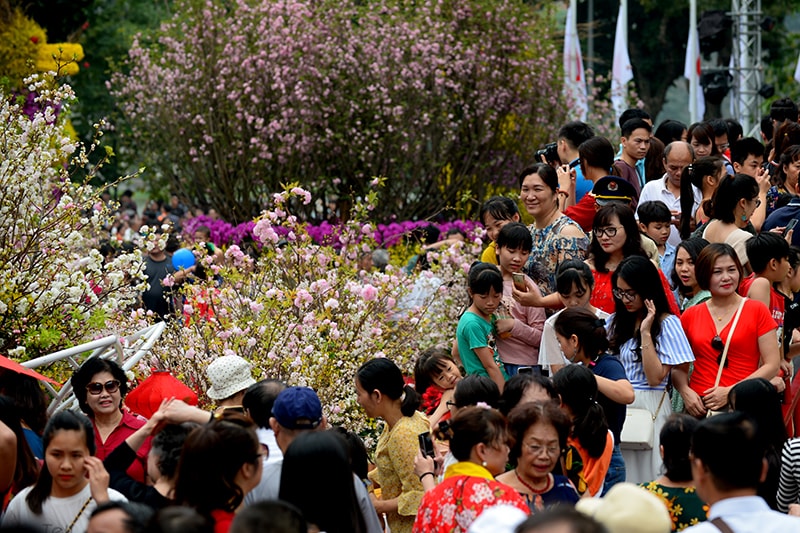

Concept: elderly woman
[[70, 357, 151, 483]]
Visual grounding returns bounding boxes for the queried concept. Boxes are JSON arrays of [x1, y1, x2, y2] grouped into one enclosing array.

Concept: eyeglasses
[[446, 401, 457, 409], [525, 443, 561, 458], [612, 288, 638, 302], [711, 335, 729, 368], [594, 226, 622, 238], [86, 379, 121, 395], [754, 198, 762, 208]]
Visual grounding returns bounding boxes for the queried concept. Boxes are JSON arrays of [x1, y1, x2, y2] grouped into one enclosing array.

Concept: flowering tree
[[123, 185, 477, 438], [0, 74, 146, 359], [111, 0, 567, 222]]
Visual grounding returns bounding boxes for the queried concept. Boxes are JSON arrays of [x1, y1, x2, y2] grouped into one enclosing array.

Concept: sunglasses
[[711, 335, 728, 368], [86, 379, 121, 395]]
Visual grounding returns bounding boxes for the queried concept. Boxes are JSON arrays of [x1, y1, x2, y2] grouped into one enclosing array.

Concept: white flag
[[794, 51, 800, 84], [563, 0, 587, 120], [611, 0, 633, 123], [684, 4, 705, 123]]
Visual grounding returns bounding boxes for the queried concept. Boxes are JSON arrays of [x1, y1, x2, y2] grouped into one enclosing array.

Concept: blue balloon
[[172, 248, 196, 270]]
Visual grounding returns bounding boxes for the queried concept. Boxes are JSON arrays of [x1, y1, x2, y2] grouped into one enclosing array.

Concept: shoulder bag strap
[[713, 298, 747, 388], [710, 517, 735, 533], [64, 497, 92, 533]]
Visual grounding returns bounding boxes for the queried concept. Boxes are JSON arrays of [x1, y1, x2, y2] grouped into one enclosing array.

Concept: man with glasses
[[636, 141, 698, 247]]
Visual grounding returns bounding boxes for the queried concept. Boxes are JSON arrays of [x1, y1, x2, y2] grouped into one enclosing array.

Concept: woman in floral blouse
[[356, 358, 429, 533], [641, 414, 708, 531], [413, 406, 528, 532]]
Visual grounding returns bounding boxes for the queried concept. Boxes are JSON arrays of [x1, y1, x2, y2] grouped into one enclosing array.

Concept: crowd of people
[[5, 100, 800, 532]]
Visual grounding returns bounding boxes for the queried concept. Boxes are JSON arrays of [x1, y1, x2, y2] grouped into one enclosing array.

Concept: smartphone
[[418, 432, 435, 458], [784, 219, 798, 237], [512, 272, 526, 291], [518, 366, 534, 375]]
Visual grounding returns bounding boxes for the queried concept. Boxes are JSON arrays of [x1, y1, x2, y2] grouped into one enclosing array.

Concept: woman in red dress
[[676, 243, 780, 417]]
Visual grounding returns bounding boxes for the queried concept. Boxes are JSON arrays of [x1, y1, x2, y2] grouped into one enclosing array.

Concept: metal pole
[[689, 0, 698, 123]]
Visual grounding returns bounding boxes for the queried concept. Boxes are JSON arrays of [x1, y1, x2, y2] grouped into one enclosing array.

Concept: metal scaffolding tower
[[730, 0, 763, 135]]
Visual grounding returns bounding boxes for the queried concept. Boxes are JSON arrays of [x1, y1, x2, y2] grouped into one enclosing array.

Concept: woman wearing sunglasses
[[586, 204, 680, 315], [607, 255, 694, 484], [70, 357, 152, 484], [675, 243, 780, 419]]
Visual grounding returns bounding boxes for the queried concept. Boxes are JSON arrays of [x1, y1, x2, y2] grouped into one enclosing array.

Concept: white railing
[[21, 322, 167, 415]]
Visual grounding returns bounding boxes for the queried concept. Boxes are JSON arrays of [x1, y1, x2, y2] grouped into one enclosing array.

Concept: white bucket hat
[[206, 355, 257, 400]]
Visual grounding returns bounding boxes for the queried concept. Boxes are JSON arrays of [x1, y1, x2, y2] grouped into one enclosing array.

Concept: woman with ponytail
[[679, 157, 726, 238], [551, 365, 613, 497], [555, 307, 634, 493], [356, 358, 427, 533]]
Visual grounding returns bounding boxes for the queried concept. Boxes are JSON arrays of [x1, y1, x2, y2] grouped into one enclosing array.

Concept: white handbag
[[620, 391, 667, 450]]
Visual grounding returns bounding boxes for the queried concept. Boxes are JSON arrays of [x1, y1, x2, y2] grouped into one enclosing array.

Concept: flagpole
[[689, 0, 698, 123]]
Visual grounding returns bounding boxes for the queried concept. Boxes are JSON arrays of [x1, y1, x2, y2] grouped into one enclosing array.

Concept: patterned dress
[[640, 481, 709, 531], [368, 411, 430, 533], [524, 215, 588, 296], [413, 462, 529, 532]]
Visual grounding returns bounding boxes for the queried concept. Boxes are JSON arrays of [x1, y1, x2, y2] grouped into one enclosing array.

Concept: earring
[[741, 212, 747, 221], [481, 461, 487, 467], [572, 347, 578, 359]]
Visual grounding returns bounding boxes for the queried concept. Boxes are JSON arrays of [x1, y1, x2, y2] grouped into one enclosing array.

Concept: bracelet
[[419, 472, 435, 481], [640, 343, 652, 350]]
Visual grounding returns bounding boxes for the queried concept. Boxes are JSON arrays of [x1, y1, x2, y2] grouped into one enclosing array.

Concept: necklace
[[707, 300, 737, 322], [514, 469, 552, 494]]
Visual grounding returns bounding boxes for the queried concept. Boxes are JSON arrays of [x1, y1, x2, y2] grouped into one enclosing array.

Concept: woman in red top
[[70, 358, 152, 484], [587, 204, 679, 315], [174, 413, 263, 533], [676, 243, 780, 417], [413, 406, 528, 532]]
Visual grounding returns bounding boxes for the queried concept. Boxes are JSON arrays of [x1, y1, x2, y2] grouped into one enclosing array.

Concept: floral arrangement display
[[0, 73, 145, 360], [122, 185, 480, 441]]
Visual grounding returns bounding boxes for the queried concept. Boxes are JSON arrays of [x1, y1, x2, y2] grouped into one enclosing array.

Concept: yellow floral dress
[[368, 411, 429, 533], [640, 481, 709, 531]]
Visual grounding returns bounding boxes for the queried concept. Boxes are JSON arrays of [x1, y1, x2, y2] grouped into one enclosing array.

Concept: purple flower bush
[[111, 0, 567, 222], [183, 214, 482, 250]]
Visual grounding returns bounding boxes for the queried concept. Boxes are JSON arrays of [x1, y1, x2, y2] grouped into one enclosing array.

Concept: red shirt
[[564, 194, 596, 232], [738, 274, 785, 327], [590, 269, 681, 316], [93, 411, 152, 484], [211, 509, 235, 533], [681, 299, 777, 394]]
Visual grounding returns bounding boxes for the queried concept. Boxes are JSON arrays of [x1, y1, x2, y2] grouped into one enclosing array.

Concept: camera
[[534, 142, 561, 166]]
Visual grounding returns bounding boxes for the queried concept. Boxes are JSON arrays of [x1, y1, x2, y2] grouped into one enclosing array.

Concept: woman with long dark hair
[[174, 413, 263, 533], [608, 256, 694, 483], [279, 431, 367, 533], [0, 396, 39, 510], [2, 410, 126, 532], [356, 358, 427, 533]]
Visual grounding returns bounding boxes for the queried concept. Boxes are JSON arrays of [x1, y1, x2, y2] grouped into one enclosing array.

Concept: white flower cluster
[[0, 74, 146, 358]]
